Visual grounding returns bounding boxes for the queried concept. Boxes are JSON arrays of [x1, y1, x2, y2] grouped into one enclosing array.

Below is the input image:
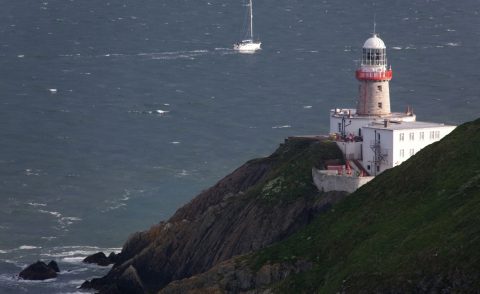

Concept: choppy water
[[0, 0, 479, 292]]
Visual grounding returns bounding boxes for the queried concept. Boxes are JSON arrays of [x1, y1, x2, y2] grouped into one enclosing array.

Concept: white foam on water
[[140, 49, 209, 61], [61, 256, 86, 264], [391, 46, 402, 50], [41, 236, 57, 241], [24, 168, 42, 176], [2, 259, 25, 267], [27, 202, 47, 207], [39, 209, 62, 218], [303, 105, 312, 109], [170, 141, 180, 144], [141, 109, 170, 116], [446, 42, 460, 47], [272, 125, 291, 129], [155, 109, 169, 115], [58, 216, 82, 229], [175, 169, 189, 177], [102, 189, 144, 212], [19, 245, 41, 250]]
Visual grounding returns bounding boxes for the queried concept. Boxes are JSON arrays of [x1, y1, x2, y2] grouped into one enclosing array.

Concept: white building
[[329, 33, 456, 176]]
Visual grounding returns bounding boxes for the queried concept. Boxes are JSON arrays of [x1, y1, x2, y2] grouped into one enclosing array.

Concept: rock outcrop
[[83, 251, 118, 266], [19, 260, 59, 280], [82, 137, 345, 293], [47, 260, 60, 273], [160, 257, 313, 294]]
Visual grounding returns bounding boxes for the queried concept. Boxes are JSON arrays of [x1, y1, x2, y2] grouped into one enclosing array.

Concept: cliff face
[[85, 137, 346, 293], [170, 118, 480, 293]]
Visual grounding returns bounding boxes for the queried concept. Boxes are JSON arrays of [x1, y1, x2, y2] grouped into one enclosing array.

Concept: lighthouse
[[326, 31, 456, 180], [355, 34, 392, 116]]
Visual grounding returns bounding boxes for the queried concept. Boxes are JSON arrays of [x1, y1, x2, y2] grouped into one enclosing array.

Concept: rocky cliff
[[84, 137, 346, 293], [160, 118, 480, 293], [86, 118, 480, 293]]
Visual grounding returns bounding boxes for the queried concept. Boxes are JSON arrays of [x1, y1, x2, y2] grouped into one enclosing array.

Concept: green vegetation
[[250, 137, 344, 204], [252, 118, 480, 292]]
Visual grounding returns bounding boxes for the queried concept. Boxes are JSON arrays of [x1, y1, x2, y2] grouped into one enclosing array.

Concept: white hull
[[233, 41, 261, 52]]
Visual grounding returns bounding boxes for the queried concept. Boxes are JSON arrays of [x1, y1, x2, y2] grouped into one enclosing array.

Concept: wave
[[128, 109, 170, 116], [42, 245, 121, 259], [175, 169, 189, 177], [24, 168, 42, 176], [37, 209, 82, 230], [0, 273, 56, 284], [138, 49, 210, 61], [26, 202, 47, 207], [19, 245, 41, 250], [446, 42, 460, 47], [39, 209, 62, 218], [272, 125, 292, 129]]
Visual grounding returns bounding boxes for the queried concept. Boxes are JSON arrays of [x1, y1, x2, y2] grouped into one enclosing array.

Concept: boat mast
[[249, 0, 253, 40]]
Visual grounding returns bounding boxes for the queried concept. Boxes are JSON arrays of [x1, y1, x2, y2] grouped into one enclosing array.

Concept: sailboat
[[233, 0, 261, 52]]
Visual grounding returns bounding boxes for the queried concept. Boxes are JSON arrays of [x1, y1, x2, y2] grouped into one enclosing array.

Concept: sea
[[0, 0, 479, 292]]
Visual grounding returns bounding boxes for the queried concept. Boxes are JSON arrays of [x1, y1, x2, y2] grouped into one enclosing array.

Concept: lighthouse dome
[[363, 34, 386, 49]]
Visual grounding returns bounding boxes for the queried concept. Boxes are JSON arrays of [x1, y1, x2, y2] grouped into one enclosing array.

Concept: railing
[[356, 69, 393, 81]]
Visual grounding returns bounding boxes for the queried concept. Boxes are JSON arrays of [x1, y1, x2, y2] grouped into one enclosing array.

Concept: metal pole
[[250, 0, 253, 39]]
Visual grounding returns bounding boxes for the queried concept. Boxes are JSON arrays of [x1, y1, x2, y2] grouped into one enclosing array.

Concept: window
[[399, 133, 404, 141], [378, 102, 382, 108], [435, 131, 440, 139], [400, 149, 404, 157], [367, 165, 371, 170], [376, 166, 380, 172], [338, 123, 342, 132], [377, 85, 382, 92], [377, 133, 381, 140], [409, 149, 414, 156], [420, 132, 424, 140], [358, 128, 362, 136], [409, 132, 414, 141], [430, 131, 435, 139]]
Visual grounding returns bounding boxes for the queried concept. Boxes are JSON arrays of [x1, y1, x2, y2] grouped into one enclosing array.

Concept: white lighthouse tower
[[356, 34, 392, 116]]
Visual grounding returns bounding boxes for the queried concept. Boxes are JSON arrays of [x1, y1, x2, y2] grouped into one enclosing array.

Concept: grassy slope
[[246, 137, 343, 204], [252, 118, 480, 292]]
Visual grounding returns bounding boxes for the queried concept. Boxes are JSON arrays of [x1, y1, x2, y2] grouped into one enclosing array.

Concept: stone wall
[[312, 168, 374, 193]]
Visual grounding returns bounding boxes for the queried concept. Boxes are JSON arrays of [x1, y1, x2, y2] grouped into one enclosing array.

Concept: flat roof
[[331, 109, 416, 120], [363, 120, 456, 131]]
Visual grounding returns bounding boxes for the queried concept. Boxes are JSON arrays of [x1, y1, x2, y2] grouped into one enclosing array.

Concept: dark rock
[[117, 265, 145, 294], [47, 260, 60, 272], [83, 252, 112, 266], [107, 252, 118, 264], [160, 258, 313, 293], [80, 280, 92, 289], [19, 261, 57, 280]]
